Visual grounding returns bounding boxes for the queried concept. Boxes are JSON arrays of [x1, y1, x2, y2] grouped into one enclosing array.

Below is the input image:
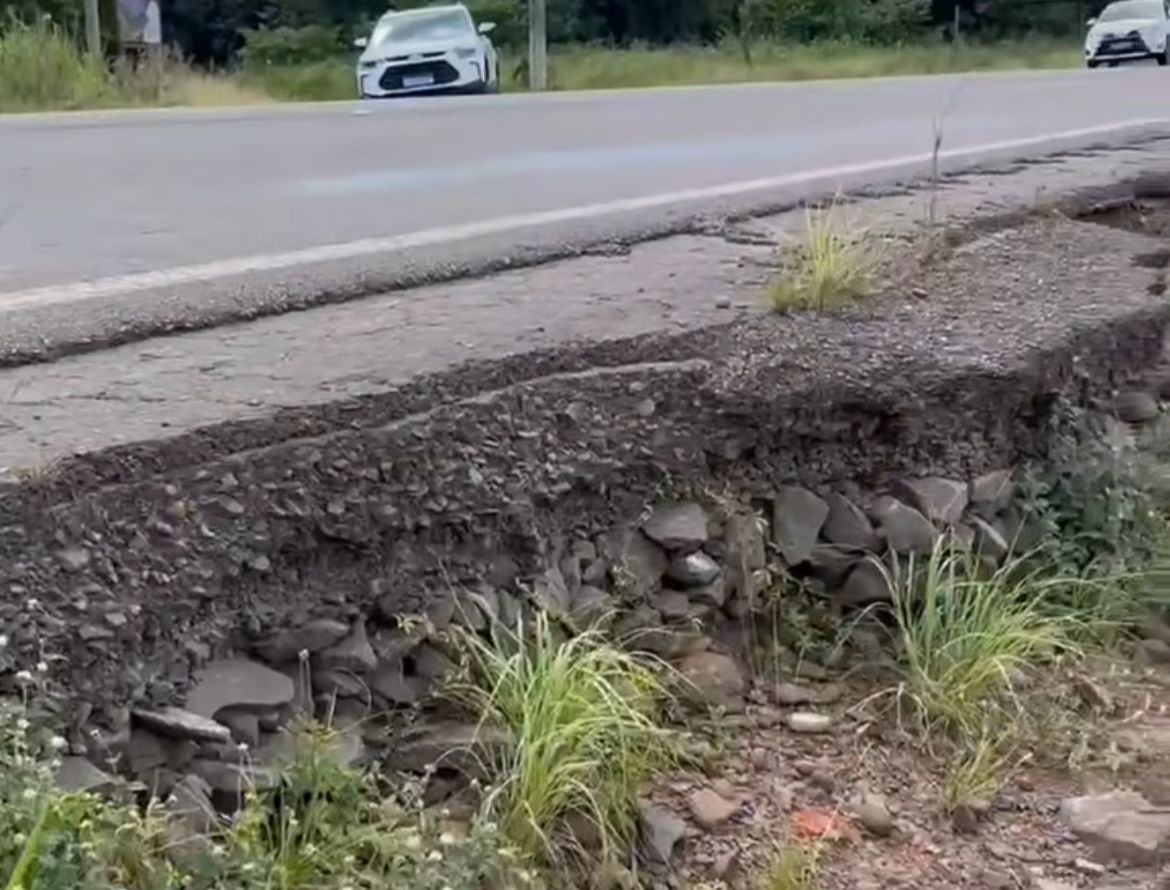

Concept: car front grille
[[378, 60, 460, 90], [1097, 30, 1148, 55]]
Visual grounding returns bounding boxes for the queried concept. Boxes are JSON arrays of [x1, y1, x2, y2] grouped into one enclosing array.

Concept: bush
[[244, 60, 354, 101], [0, 16, 108, 112], [240, 25, 346, 67]]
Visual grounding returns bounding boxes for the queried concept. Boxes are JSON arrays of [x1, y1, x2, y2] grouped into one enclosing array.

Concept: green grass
[[504, 38, 1079, 92], [447, 611, 679, 867], [769, 199, 876, 313], [886, 541, 1081, 742], [757, 839, 822, 890]]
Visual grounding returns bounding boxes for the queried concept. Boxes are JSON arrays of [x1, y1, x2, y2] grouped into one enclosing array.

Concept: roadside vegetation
[[768, 199, 877, 313], [0, 11, 1080, 113]]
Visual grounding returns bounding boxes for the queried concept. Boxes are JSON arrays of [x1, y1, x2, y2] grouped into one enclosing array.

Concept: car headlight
[[454, 46, 479, 58]]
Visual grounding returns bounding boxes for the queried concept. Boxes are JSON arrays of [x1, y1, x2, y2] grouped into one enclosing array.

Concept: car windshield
[[370, 8, 473, 45], [1100, 0, 1162, 21]]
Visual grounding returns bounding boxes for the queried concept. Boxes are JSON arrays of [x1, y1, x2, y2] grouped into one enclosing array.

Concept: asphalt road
[[0, 65, 1168, 354]]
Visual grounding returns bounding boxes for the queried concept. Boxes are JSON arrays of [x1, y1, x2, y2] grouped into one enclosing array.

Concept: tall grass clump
[[757, 839, 822, 890], [886, 541, 1079, 743], [768, 199, 876, 313], [448, 612, 679, 867], [0, 17, 109, 112]]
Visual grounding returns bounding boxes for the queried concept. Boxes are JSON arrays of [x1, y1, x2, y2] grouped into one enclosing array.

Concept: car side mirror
[[353, 36, 369, 49], [1086, 16, 1097, 25], [478, 21, 496, 34]]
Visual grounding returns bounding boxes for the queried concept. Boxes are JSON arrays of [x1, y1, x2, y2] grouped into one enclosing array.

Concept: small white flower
[[49, 736, 67, 751], [35, 662, 48, 674], [21, 788, 36, 801], [427, 850, 443, 862], [0, 635, 9, 649], [24, 599, 38, 611], [14, 671, 32, 685], [438, 832, 456, 846], [15, 718, 29, 731]]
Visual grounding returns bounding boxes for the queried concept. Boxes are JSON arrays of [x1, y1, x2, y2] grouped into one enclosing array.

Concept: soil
[[642, 643, 1170, 890]]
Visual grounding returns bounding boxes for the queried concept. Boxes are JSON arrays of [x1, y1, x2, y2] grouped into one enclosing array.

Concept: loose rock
[[184, 658, 295, 718], [639, 801, 687, 863], [1117, 390, 1160, 424], [641, 503, 709, 553], [666, 551, 722, 587], [678, 650, 746, 713], [772, 486, 830, 565], [253, 619, 349, 664], [896, 476, 969, 525], [822, 494, 878, 549], [1061, 791, 1170, 865], [855, 794, 894, 837], [969, 469, 1015, 514], [687, 787, 740, 829], [132, 708, 232, 744], [785, 712, 835, 734], [874, 498, 938, 554]]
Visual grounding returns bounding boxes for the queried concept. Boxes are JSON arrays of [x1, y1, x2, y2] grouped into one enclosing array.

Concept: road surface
[[0, 66, 1167, 338]]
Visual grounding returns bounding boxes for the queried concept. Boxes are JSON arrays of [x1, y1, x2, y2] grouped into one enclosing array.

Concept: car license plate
[[403, 73, 434, 88]]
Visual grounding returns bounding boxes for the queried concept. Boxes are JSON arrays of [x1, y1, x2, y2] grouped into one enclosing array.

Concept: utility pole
[[528, 0, 547, 91], [952, 0, 961, 43], [84, 0, 102, 60]]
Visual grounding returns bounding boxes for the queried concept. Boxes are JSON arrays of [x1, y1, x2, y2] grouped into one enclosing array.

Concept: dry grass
[[769, 200, 877, 313], [757, 839, 823, 890]]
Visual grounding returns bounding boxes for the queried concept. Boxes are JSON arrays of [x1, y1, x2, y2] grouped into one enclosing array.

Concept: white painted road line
[[0, 118, 1162, 314]]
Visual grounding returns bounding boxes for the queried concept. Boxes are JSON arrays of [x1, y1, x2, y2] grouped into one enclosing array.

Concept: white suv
[[355, 4, 500, 98], [1085, 0, 1170, 67]]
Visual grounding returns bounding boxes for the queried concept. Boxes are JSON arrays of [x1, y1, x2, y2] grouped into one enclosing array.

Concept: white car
[[1085, 0, 1170, 67], [355, 4, 500, 98]]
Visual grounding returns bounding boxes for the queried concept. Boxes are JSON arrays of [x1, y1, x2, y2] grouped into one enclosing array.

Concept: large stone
[[666, 551, 722, 588], [969, 516, 1010, 563], [1060, 791, 1170, 865], [253, 619, 349, 664], [896, 477, 969, 525], [532, 565, 573, 616], [641, 503, 709, 553], [314, 619, 377, 673], [571, 585, 614, 627], [807, 544, 863, 588], [386, 722, 511, 776], [639, 801, 686, 863], [368, 659, 422, 705], [1117, 390, 1160, 424], [772, 487, 829, 565], [185, 658, 296, 719], [873, 498, 938, 555], [968, 469, 1015, 514], [838, 560, 892, 606], [167, 774, 218, 836], [723, 512, 767, 571], [601, 527, 668, 598], [132, 708, 232, 744], [678, 651, 746, 713], [56, 756, 116, 793], [822, 494, 878, 550]]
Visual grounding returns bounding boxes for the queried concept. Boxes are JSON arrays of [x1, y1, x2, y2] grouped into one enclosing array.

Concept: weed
[[768, 200, 875, 313], [758, 839, 821, 890], [939, 732, 1013, 813], [886, 543, 1078, 745], [447, 611, 679, 867]]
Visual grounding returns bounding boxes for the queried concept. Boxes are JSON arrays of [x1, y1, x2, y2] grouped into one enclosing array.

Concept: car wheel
[[1157, 51, 1169, 65], [1087, 59, 1100, 68]]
